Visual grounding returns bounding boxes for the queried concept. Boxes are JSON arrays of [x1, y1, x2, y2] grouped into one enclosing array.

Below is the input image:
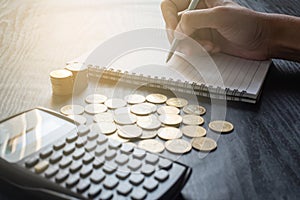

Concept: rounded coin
[[67, 115, 87, 125], [166, 97, 188, 108], [209, 120, 234, 133], [158, 114, 182, 126], [114, 113, 137, 125], [50, 69, 73, 79], [138, 139, 165, 153], [130, 103, 153, 115], [85, 104, 107, 114], [146, 93, 167, 104], [105, 98, 127, 109], [136, 115, 161, 130], [85, 94, 107, 104], [191, 137, 217, 151], [165, 139, 192, 154], [182, 125, 206, 137], [157, 127, 182, 140], [157, 106, 180, 115], [125, 94, 146, 104], [182, 115, 204, 125], [114, 107, 131, 115], [142, 102, 157, 113], [117, 125, 142, 139], [94, 112, 114, 123], [108, 132, 129, 143], [183, 104, 206, 116], [60, 105, 84, 115], [140, 130, 157, 139], [90, 122, 117, 135]]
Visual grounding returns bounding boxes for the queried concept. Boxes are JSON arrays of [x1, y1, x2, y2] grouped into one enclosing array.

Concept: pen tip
[[166, 53, 172, 63]]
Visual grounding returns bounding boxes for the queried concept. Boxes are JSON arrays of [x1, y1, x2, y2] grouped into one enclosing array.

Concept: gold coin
[[67, 115, 87, 125], [105, 98, 127, 109], [130, 103, 153, 115], [140, 130, 157, 139], [114, 113, 137, 125], [166, 98, 188, 108], [125, 94, 146, 104], [183, 104, 206, 115], [165, 139, 192, 154], [90, 122, 117, 135], [60, 105, 84, 115], [50, 69, 73, 79], [117, 125, 142, 139], [84, 104, 107, 114], [157, 127, 182, 140], [209, 120, 234, 133], [136, 115, 161, 130], [138, 139, 165, 153], [158, 114, 182, 126], [157, 106, 180, 115], [146, 93, 167, 104], [94, 112, 114, 123], [182, 115, 204, 125], [181, 125, 206, 137], [85, 94, 107, 104], [191, 137, 217, 152]]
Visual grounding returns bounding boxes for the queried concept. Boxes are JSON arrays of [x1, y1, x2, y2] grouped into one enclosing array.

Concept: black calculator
[[0, 108, 191, 199]]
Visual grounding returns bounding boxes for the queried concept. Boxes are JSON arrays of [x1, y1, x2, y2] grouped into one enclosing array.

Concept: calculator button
[[133, 149, 146, 159], [115, 170, 130, 180], [154, 169, 169, 182], [130, 188, 147, 200], [99, 191, 113, 200], [80, 166, 93, 178], [88, 186, 102, 198], [141, 164, 155, 176], [44, 166, 59, 178], [55, 171, 69, 183], [69, 161, 82, 173], [105, 149, 117, 160], [127, 159, 142, 171], [49, 152, 62, 164], [77, 180, 90, 193], [25, 157, 39, 168], [117, 182, 132, 195], [87, 131, 98, 141], [115, 154, 129, 165], [158, 158, 173, 170], [97, 134, 108, 145], [103, 163, 117, 174], [129, 174, 144, 185], [63, 144, 75, 155], [66, 133, 78, 143], [82, 153, 95, 164], [77, 125, 90, 136], [72, 149, 85, 160], [120, 143, 134, 154], [75, 137, 87, 148], [95, 145, 106, 156], [59, 157, 72, 169], [90, 171, 105, 183], [108, 140, 122, 149], [103, 176, 119, 189], [93, 157, 105, 169], [39, 148, 53, 159], [34, 160, 49, 174], [66, 176, 80, 188], [143, 178, 158, 191], [53, 140, 65, 151], [84, 141, 97, 152], [145, 153, 159, 164]]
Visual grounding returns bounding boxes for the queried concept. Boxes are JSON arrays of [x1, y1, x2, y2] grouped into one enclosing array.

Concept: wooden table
[[0, 0, 299, 199]]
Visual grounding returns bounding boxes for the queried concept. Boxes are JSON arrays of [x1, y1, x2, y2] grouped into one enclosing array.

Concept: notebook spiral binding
[[86, 64, 253, 103]]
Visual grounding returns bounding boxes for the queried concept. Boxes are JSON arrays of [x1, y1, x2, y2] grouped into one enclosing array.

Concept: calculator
[[0, 108, 191, 199]]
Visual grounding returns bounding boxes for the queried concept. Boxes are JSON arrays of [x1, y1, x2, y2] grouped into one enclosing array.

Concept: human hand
[[161, 0, 272, 60]]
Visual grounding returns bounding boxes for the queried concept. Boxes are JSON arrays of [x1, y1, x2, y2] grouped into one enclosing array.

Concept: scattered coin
[[146, 93, 167, 104], [94, 112, 114, 123], [157, 127, 182, 140], [182, 125, 206, 137], [166, 98, 188, 108], [108, 132, 129, 143], [158, 114, 182, 126], [183, 104, 206, 116], [90, 122, 117, 135], [114, 113, 137, 125], [138, 139, 165, 153], [130, 103, 153, 115], [105, 98, 127, 109], [85, 104, 107, 114], [67, 115, 87, 125], [142, 102, 157, 113], [209, 120, 234, 133], [60, 105, 84, 115], [157, 106, 180, 115], [117, 125, 142, 139], [125, 94, 146, 104], [140, 130, 157, 139], [136, 115, 161, 130], [191, 137, 217, 152], [182, 115, 204, 125], [165, 139, 192, 154], [124, 142, 137, 147], [114, 107, 131, 115], [85, 94, 107, 104]]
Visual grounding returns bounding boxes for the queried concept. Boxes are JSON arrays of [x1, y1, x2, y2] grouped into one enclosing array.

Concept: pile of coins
[[60, 93, 234, 154]]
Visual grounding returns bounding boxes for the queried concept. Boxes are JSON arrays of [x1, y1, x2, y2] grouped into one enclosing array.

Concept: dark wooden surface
[[0, 0, 299, 199]]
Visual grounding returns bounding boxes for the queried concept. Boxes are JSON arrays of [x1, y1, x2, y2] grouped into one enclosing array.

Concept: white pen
[[165, 0, 200, 63]]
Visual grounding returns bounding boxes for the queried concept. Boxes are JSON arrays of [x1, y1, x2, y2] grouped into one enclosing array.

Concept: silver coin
[[158, 114, 182, 126], [60, 105, 84, 115], [90, 122, 117, 135], [166, 97, 188, 108], [94, 112, 114, 123], [140, 130, 157, 139], [114, 113, 137, 125], [146, 93, 167, 104], [67, 115, 87, 124], [117, 125, 142, 139], [85, 94, 107, 104], [157, 106, 180, 115], [138, 139, 165, 153], [130, 103, 153, 115], [182, 115, 204, 125], [157, 127, 182, 140], [125, 94, 146, 104], [136, 114, 161, 130], [114, 107, 131, 115], [165, 139, 192, 154], [181, 125, 206, 137], [105, 98, 127, 109], [85, 104, 108, 114], [183, 104, 206, 115]]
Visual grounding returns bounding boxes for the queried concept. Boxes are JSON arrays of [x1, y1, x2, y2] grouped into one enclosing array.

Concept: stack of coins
[[50, 69, 73, 95], [65, 62, 88, 92]]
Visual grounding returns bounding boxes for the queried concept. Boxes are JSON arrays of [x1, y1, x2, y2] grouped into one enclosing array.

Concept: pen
[[165, 0, 200, 63]]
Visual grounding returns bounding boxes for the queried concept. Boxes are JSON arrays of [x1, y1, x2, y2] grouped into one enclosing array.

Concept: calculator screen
[[0, 109, 76, 163]]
